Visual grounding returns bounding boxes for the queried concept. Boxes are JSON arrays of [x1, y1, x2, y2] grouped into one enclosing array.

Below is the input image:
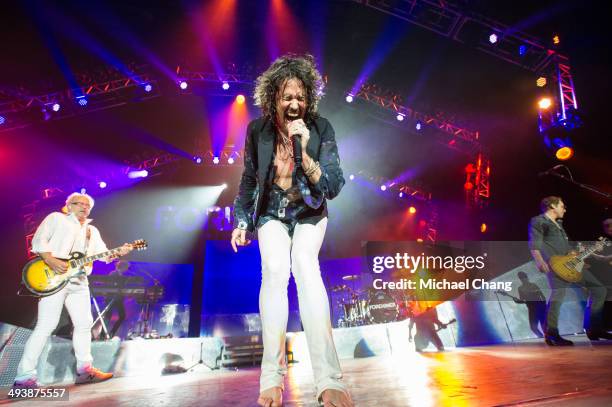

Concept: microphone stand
[[546, 171, 611, 200]]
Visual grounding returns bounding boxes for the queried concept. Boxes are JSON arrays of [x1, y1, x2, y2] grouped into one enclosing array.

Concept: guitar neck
[[73, 247, 122, 267]]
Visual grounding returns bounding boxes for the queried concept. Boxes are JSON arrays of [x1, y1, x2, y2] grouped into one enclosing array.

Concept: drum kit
[[332, 275, 416, 327]]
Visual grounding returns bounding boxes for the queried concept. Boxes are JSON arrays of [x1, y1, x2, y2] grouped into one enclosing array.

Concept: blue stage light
[[76, 96, 88, 106], [98, 181, 107, 189], [415, 121, 422, 131], [0, 115, 5, 125], [144, 83, 153, 92], [212, 156, 220, 165], [52, 103, 61, 112], [222, 82, 230, 90]]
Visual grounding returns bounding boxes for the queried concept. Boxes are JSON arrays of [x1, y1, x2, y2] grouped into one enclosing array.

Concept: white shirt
[[31, 212, 109, 282]]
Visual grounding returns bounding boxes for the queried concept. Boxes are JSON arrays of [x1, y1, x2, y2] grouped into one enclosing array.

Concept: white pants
[[16, 282, 94, 381], [258, 218, 345, 398]]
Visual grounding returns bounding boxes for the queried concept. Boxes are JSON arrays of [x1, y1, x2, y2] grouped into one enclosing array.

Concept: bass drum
[[366, 290, 398, 324]]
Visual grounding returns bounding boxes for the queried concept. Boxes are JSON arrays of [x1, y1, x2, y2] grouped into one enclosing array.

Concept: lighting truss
[[350, 0, 562, 73], [354, 83, 481, 154]]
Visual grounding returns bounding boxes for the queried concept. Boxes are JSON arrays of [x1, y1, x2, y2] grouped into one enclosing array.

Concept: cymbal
[[342, 274, 359, 281]]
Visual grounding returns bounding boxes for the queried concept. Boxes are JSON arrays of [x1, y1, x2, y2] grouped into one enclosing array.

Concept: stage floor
[[2, 338, 611, 406]]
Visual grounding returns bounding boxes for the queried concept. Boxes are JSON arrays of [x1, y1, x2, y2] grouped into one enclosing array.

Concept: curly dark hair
[[253, 54, 325, 122]]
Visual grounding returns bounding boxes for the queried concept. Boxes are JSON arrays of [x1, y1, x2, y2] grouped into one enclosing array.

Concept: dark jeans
[[546, 269, 607, 333]]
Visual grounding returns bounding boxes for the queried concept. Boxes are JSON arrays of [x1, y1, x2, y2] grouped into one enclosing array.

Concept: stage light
[[464, 181, 474, 190], [408, 206, 416, 214], [345, 94, 354, 103], [212, 156, 220, 165], [193, 156, 203, 164], [221, 183, 228, 190], [227, 156, 235, 164], [415, 121, 422, 131], [80, 188, 87, 194], [222, 82, 230, 90], [52, 103, 61, 112], [144, 83, 153, 93], [489, 33, 498, 44], [380, 185, 387, 191], [0, 115, 5, 125], [128, 169, 149, 179], [396, 113, 405, 122], [179, 81, 188, 90], [555, 146, 573, 160], [538, 97, 552, 109], [349, 174, 355, 180], [518, 45, 527, 56], [416, 238, 424, 243], [76, 96, 88, 106], [236, 94, 246, 104], [480, 223, 487, 233], [536, 77, 547, 87], [399, 192, 404, 198], [552, 34, 560, 45], [98, 181, 107, 189]]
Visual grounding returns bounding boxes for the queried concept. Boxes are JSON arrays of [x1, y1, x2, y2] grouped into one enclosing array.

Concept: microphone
[[291, 123, 303, 167], [538, 164, 564, 177]]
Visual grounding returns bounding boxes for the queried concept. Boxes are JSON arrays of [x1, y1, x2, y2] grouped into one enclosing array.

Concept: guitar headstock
[[596, 237, 610, 251], [130, 239, 148, 251]]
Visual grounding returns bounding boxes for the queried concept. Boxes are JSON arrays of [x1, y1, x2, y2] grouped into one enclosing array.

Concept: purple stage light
[[396, 113, 405, 122], [52, 103, 61, 112], [76, 96, 88, 106], [399, 192, 404, 198], [489, 33, 498, 44], [415, 121, 422, 131], [193, 156, 203, 164], [380, 185, 387, 191], [222, 82, 230, 90], [144, 83, 153, 92], [179, 81, 188, 90], [0, 115, 5, 125], [98, 181, 107, 189], [212, 156, 220, 165], [345, 94, 354, 103]]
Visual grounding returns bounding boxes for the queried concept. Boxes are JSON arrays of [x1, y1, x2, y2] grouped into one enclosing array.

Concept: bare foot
[[257, 386, 283, 407], [320, 388, 353, 407]]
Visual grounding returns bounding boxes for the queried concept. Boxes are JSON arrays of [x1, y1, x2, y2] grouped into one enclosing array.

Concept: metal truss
[[0, 69, 160, 132], [354, 83, 481, 154], [350, 0, 562, 73], [176, 66, 254, 85]]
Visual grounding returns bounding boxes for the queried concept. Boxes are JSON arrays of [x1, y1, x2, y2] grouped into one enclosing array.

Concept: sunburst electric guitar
[[549, 237, 609, 283], [22, 239, 147, 296]]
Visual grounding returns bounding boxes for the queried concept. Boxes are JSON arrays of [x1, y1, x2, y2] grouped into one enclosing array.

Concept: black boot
[[586, 330, 612, 341], [545, 330, 574, 346]]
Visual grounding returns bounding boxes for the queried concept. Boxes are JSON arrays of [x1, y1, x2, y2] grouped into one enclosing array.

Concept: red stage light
[[464, 182, 474, 190]]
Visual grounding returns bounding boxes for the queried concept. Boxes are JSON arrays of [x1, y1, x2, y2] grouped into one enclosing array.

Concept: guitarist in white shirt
[[13, 193, 132, 389]]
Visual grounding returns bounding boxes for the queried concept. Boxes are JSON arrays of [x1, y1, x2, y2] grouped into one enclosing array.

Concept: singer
[[231, 54, 352, 407]]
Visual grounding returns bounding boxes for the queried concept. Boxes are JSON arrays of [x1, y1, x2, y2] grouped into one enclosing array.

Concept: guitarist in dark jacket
[[528, 196, 610, 345]]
